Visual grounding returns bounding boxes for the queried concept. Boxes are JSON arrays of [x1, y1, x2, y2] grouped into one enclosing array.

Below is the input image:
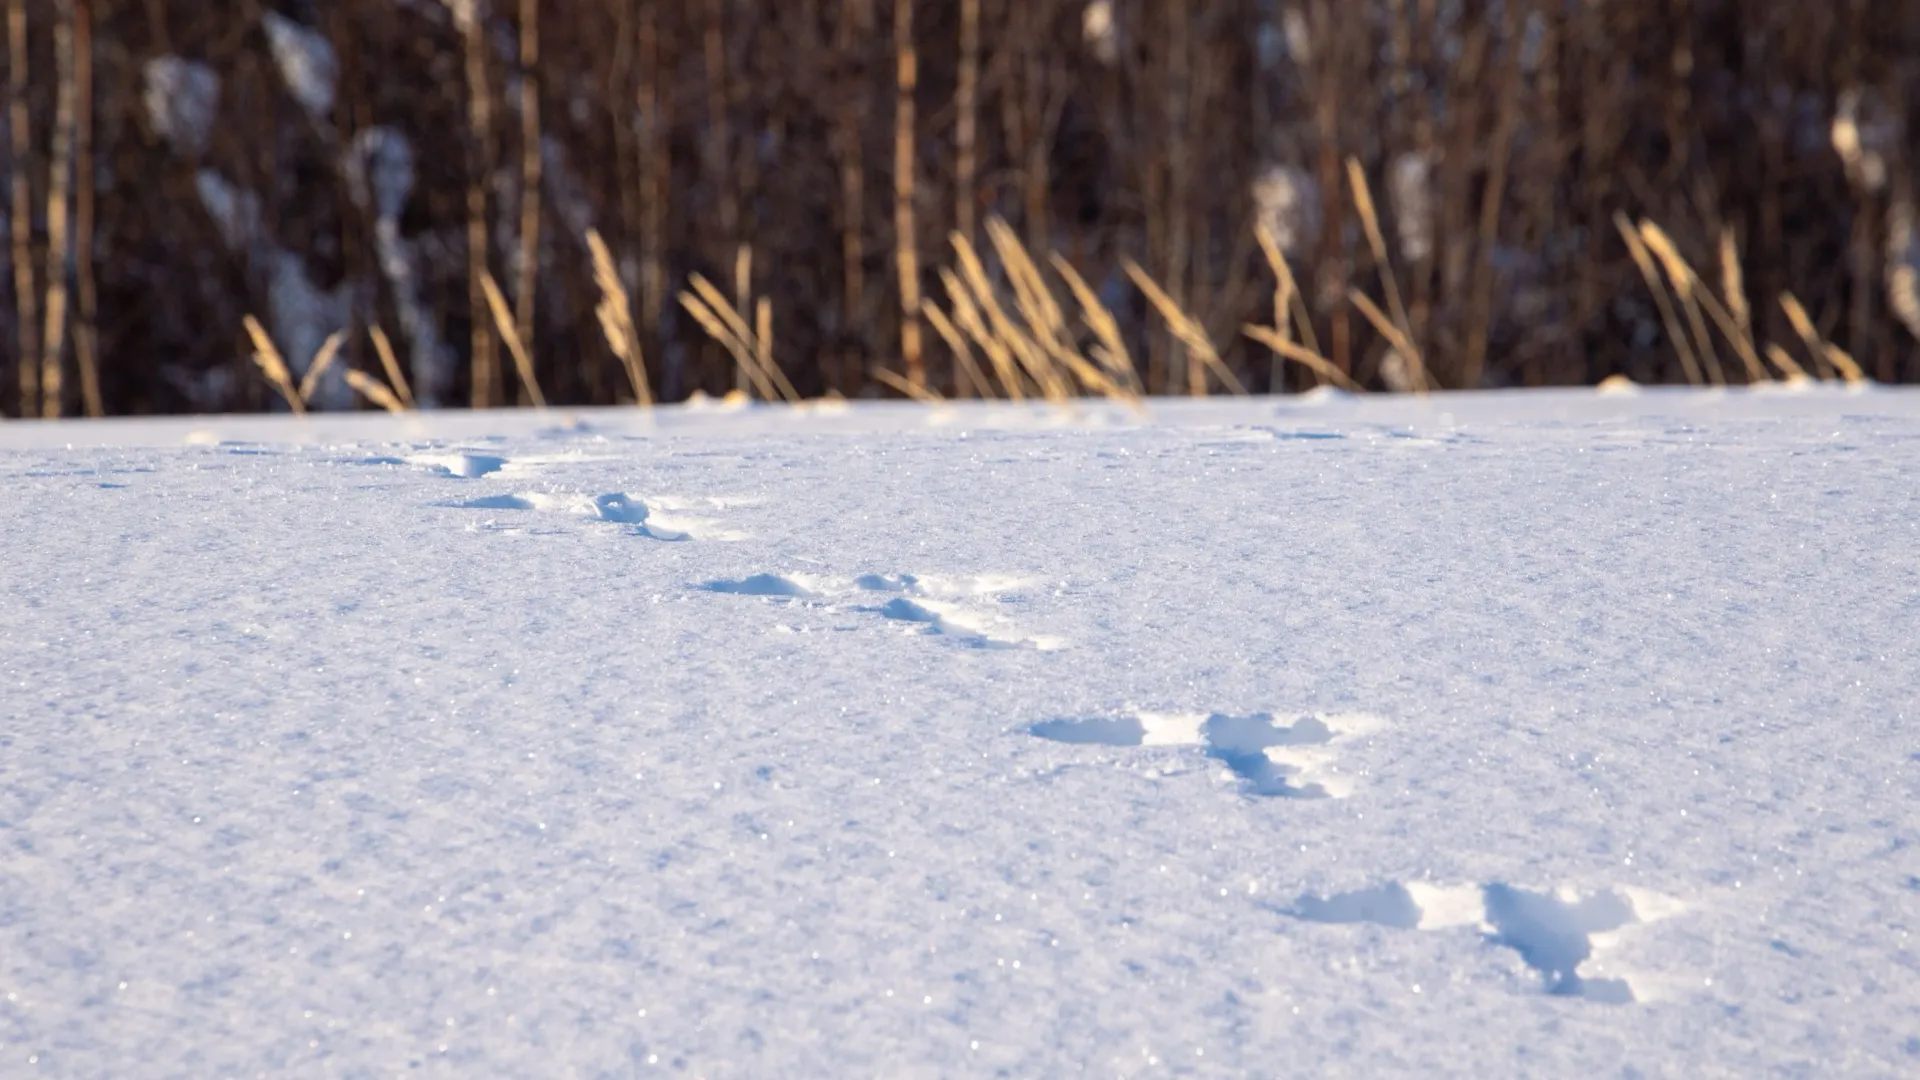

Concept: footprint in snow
[[701, 571, 1060, 649], [409, 451, 509, 478], [1028, 710, 1379, 798], [405, 449, 620, 479], [1288, 880, 1691, 1004], [704, 572, 818, 597], [454, 491, 734, 541]]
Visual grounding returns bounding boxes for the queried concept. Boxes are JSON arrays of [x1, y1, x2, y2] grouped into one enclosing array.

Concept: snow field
[[2, 388, 1917, 1075]]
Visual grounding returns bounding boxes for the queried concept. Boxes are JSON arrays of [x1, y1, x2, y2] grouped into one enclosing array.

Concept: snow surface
[[3, 388, 1918, 1076]]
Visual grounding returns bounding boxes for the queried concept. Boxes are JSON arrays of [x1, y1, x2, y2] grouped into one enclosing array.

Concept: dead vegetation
[[2, 1, 1918, 416]]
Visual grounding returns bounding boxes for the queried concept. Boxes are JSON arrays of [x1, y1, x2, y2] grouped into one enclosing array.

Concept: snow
[[2, 387, 1918, 1075], [261, 13, 338, 121], [141, 57, 220, 159]]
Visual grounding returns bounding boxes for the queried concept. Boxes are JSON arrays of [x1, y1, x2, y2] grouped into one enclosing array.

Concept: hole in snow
[[1289, 883, 1422, 929], [1288, 880, 1682, 1003], [1029, 711, 1363, 798], [702, 573, 817, 598], [458, 493, 537, 512], [409, 452, 507, 478], [1028, 716, 1147, 746], [1482, 883, 1638, 1001], [450, 491, 692, 538]]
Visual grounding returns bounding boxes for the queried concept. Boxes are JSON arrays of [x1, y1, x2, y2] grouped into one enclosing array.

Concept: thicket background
[[3, 0, 1919, 416]]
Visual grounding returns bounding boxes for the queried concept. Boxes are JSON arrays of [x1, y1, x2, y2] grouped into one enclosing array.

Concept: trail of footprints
[[410, 444, 1695, 1005], [1029, 706, 1697, 1003], [411, 448, 1048, 645], [406, 447, 745, 541], [1029, 706, 1698, 1002]]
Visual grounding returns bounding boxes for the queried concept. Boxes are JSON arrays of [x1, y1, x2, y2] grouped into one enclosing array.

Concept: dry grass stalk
[[680, 273, 799, 403], [1894, 265, 1920, 343], [678, 287, 770, 399], [1252, 224, 1296, 349], [754, 297, 776, 398], [479, 277, 540, 405], [1124, 258, 1249, 396], [1779, 292, 1840, 381], [345, 368, 408, 414], [1658, 233, 1777, 385], [1241, 325, 1364, 392], [1614, 212, 1704, 386], [242, 315, 306, 416], [921, 298, 992, 398], [1638, 221, 1727, 385], [937, 266, 1023, 400], [695, 272, 799, 401], [1346, 289, 1422, 373], [1244, 212, 1367, 393], [979, 219, 1128, 401], [9, 0, 37, 416], [987, 218, 1067, 344], [1706, 227, 1768, 384], [585, 229, 653, 405], [295, 329, 346, 403], [368, 325, 417, 409], [459, 0, 498, 407], [1763, 343, 1811, 382], [941, 245, 1008, 361], [893, 0, 924, 390], [1345, 157, 1427, 392], [732, 245, 753, 394], [1048, 253, 1141, 395], [1687, 283, 1772, 384], [72, 0, 99, 417], [1776, 292, 1865, 383], [1253, 222, 1324, 370], [1823, 343, 1866, 384], [950, 231, 1068, 400], [1262, 238, 1294, 356], [1887, 196, 1920, 343], [988, 305, 1070, 401], [514, 0, 542, 390], [1035, 332, 1130, 401], [679, 303, 760, 395], [1719, 229, 1751, 342], [872, 365, 943, 402], [481, 271, 548, 407], [725, 249, 802, 401], [733, 245, 752, 315], [991, 235, 1136, 404]]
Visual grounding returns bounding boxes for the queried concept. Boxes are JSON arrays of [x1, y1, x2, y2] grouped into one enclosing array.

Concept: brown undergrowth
[[3, 2, 1918, 416]]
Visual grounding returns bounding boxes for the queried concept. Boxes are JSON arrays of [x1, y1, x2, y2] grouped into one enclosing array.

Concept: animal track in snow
[[700, 571, 1060, 649], [455, 491, 740, 541], [409, 451, 508, 478], [406, 449, 616, 479], [704, 572, 820, 598], [1288, 880, 1689, 1003], [1028, 710, 1380, 798], [855, 574, 1039, 648]]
